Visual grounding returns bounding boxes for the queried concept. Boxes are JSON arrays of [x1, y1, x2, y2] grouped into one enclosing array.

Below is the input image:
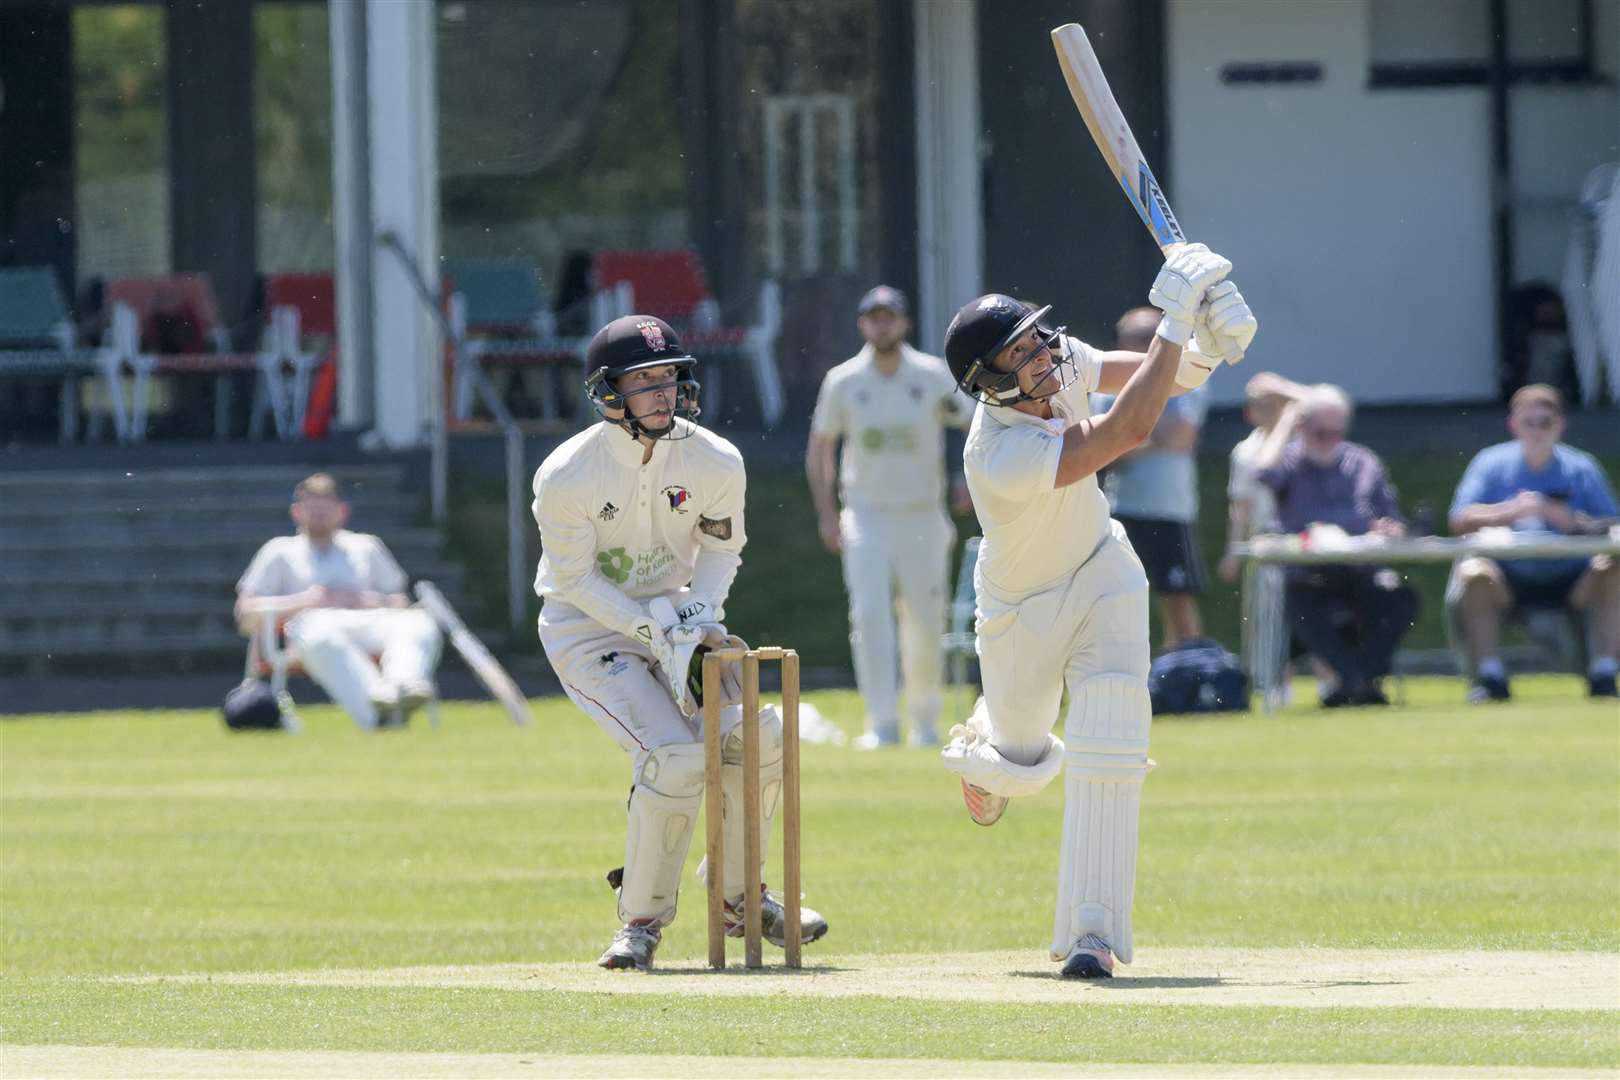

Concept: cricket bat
[[414, 581, 533, 727], [1051, 23, 1185, 254]]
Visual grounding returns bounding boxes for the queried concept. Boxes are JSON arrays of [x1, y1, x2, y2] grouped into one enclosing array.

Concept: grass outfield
[[2, 677, 1617, 1073]]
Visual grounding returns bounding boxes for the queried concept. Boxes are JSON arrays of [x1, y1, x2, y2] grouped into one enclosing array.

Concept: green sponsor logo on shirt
[[860, 426, 917, 452], [597, 547, 633, 584]]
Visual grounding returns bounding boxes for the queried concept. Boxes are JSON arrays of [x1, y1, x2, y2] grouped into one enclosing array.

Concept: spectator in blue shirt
[[1448, 384, 1618, 701], [1092, 307, 1211, 649], [1255, 384, 1420, 708]]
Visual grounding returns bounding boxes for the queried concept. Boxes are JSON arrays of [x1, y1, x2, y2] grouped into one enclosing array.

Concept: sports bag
[[1148, 637, 1249, 715]]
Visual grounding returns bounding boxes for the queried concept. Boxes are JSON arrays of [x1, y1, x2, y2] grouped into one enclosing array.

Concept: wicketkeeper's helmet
[[944, 293, 1074, 406], [584, 314, 702, 441]]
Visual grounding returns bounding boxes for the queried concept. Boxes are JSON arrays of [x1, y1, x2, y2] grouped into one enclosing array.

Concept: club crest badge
[[637, 320, 666, 352], [663, 485, 690, 513]]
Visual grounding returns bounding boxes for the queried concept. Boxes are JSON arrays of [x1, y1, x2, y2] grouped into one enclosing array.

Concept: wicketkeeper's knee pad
[[1052, 674, 1152, 966], [620, 742, 706, 925], [710, 703, 783, 900]]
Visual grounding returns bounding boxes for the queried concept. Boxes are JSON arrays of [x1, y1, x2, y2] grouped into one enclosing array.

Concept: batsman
[[532, 314, 828, 972], [940, 244, 1256, 978]]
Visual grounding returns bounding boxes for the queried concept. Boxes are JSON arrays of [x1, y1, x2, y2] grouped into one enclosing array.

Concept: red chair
[[257, 273, 336, 440], [103, 275, 254, 440], [591, 251, 783, 426]]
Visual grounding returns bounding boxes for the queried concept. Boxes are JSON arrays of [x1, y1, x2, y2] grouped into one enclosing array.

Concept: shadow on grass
[[1008, 970, 1226, 988], [643, 963, 858, 977]]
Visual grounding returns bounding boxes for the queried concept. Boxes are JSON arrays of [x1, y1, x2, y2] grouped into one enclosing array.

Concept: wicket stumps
[[702, 645, 801, 970]]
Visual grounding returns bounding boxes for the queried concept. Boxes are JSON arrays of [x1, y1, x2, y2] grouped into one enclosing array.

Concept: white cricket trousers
[[976, 519, 1151, 764], [285, 608, 442, 729], [840, 504, 954, 741], [539, 608, 766, 914]]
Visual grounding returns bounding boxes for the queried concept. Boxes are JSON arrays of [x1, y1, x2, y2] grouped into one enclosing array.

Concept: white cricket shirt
[[237, 530, 408, 597], [963, 335, 1108, 599], [532, 418, 746, 637], [810, 343, 972, 512]]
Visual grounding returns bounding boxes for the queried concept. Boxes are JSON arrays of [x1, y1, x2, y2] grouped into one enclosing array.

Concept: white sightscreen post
[[365, 0, 439, 449], [914, 0, 982, 355], [329, 0, 373, 429]]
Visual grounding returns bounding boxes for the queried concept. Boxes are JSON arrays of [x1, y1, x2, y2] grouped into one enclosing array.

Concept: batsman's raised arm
[[1056, 246, 1251, 487]]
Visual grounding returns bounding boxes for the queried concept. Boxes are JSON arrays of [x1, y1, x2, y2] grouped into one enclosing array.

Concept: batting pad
[[620, 743, 706, 925], [1051, 674, 1152, 966]]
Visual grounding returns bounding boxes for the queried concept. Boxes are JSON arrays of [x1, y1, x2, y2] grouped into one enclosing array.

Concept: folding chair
[[102, 274, 255, 440], [444, 258, 581, 425], [0, 267, 100, 442], [254, 273, 336, 441], [1443, 561, 1589, 680], [591, 250, 783, 426]]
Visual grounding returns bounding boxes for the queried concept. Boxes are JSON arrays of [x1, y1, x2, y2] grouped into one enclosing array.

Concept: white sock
[[1590, 656, 1618, 679], [1477, 656, 1506, 681]]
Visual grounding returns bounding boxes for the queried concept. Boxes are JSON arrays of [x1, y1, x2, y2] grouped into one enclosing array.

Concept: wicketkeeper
[[939, 245, 1256, 978], [532, 314, 828, 971]]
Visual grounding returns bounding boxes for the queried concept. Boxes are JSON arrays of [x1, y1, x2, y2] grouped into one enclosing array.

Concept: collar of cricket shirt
[[600, 420, 669, 469], [992, 391, 1071, 435]]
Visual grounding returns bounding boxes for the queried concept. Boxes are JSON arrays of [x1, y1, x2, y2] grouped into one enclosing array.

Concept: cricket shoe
[[597, 919, 662, 971], [1059, 934, 1115, 979], [959, 779, 1009, 827], [397, 678, 435, 716], [723, 886, 829, 948], [370, 684, 408, 730], [1467, 673, 1511, 704], [941, 697, 1062, 826]]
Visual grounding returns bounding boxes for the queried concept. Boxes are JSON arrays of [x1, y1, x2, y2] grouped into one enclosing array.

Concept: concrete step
[[0, 530, 447, 579], [0, 463, 410, 501], [0, 524, 443, 554], [0, 490, 414, 525], [0, 563, 465, 607], [0, 622, 243, 656], [0, 513, 423, 547], [0, 624, 246, 661]]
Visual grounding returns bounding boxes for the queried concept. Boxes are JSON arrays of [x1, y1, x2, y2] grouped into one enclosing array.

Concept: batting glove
[[1149, 243, 1232, 345], [1193, 280, 1258, 364]]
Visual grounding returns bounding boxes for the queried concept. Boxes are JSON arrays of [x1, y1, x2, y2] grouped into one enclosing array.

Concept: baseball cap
[[857, 285, 908, 317]]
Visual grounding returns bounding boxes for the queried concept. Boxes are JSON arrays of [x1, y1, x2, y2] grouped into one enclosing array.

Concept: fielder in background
[[235, 473, 442, 729], [806, 285, 973, 749], [533, 314, 828, 972], [1448, 383, 1619, 701], [1090, 306, 1212, 650], [939, 245, 1257, 979]]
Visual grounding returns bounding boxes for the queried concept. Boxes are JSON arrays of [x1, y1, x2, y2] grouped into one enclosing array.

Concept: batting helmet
[[584, 315, 702, 440], [944, 293, 1072, 406]]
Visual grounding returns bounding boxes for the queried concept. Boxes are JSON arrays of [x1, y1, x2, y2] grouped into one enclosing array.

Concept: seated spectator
[[1447, 384, 1618, 701], [1255, 385, 1420, 708], [235, 473, 443, 728]]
